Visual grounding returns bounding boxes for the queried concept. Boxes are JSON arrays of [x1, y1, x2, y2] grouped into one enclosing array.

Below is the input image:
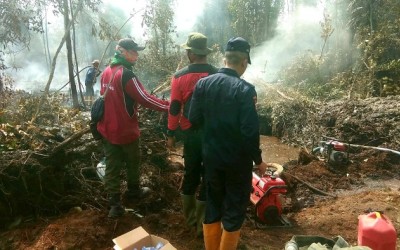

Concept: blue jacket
[[188, 68, 262, 168], [85, 67, 99, 85]]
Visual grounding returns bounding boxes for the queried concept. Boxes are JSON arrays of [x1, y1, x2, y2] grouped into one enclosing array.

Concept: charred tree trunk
[[63, 0, 79, 108]]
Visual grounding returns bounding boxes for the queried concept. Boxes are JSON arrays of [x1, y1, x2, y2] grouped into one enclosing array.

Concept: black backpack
[[90, 96, 105, 140]]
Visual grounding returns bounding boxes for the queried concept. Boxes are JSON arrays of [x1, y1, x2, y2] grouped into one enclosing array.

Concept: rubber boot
[[195, 200, 206, 237], [108, 193, 125, 218], [182, 194, 196, 227], [203, 222, 222, 250], [220, 229, 240, 250]]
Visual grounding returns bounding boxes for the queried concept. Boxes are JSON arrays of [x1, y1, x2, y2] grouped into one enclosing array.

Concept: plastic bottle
[[96, 157, 106, 179], [284, 241, 298, 250], [155, 242, 164, 249], [141, 242, 164, 250]]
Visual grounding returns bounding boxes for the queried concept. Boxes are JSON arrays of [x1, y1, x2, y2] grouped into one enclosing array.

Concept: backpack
[[90, 96, 105, 140]]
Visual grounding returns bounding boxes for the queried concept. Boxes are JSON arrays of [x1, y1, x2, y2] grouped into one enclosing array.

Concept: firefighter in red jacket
[[167, 33, 218, 237], [97, 38, 169, 218]]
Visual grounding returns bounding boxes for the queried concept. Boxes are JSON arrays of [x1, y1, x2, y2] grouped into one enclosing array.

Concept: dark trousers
[[85, 84, 94, 97], [102, 138, 141, 194], [203, 162, 252, 231], [181, 128, 206, 201]]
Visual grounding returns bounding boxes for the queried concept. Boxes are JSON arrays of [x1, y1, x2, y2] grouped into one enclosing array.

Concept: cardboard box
[[113, 226, 176, 250]]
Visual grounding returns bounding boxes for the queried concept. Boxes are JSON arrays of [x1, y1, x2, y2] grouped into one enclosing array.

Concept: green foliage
[[143, 0, 176, 56], [134, 0, 181, 91], [0, 0, 44, 49], [207, 44, 224, 68], [135, 47, 180, 92], [2, 0, 400, 103], [0, 0, 46, 76], [276, 0, 400, 100], [228, 0, 283, 45], [0, 74, 14, 123], [278, 50, 355, 101], [347, 0, 400, 97], [195, 0, 233, 48], [319, 10, 334, 58], [270, 98, 317, 141], [279, 52, 322, 92]]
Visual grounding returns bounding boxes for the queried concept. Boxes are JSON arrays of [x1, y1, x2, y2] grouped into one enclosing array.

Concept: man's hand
[[255, 161, 268, 175], [167, 136, 176, 150]]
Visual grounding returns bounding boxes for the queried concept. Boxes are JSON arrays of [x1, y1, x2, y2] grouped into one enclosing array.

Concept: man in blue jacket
[[189, 37, 268, 249], [85, 59, 101, 105]]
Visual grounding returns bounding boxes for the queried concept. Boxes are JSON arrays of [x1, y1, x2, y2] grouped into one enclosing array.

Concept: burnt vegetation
[[1, 0, 400, 249]]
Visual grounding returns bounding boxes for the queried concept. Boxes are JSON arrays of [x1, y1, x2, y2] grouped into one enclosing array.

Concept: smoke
[[4, 0, 204, 93], [173, 0, 205, 43], [4, 30, 71, 93], [243, 5, 325, 85], [4, 0, 330, 95]]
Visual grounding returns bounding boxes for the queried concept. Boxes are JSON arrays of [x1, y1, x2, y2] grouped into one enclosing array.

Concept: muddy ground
[[1, 93, 400, 250], [0, 135, 399, 250]]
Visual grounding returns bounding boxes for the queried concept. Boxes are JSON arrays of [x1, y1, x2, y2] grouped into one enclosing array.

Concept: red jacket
[[167, 64, 217, 136], [97, 65, 169, 144]]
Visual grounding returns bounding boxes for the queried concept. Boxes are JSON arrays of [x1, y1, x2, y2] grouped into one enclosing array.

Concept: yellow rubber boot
[[203, 222, 222, 250], [220, 229, 240, 250]]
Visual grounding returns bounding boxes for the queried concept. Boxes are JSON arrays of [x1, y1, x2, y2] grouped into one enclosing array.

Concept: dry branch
[[283, 172, 337, 198], [52, 126, 91, 154]]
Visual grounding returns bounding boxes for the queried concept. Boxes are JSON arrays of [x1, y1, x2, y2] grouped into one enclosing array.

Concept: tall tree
[[62, 0, 79, 108], [0, 0, 44, 69], [196, 0, 233, 48], [54, 0, 101, 108], [228, 0, 283, 45], [347, 0, 400, 96], [143, 0, 176, 56], [137, 0, 180, 90]]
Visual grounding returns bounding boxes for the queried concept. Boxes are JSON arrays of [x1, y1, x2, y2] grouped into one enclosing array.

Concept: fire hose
[[320, 136, 400, 156]]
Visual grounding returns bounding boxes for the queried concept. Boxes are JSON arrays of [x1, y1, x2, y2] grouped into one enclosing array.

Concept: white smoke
[[4, 0, 328, 94], [243, 5, 325, 85], [4, 0, 205, 93]]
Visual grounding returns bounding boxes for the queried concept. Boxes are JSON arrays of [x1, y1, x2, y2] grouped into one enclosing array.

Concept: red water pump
[[312, 138, 349, 166], [250, 168, 288, 227]]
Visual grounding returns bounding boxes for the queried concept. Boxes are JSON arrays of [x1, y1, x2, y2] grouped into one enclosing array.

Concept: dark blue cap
[[225, 37, 251, 64], [118, 38, 145, 51]]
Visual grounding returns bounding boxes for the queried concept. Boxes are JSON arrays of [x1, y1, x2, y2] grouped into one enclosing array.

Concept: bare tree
[[70, 0, 86, 109], [31, 0, 84, 123], [63, 0, 79, 108]]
